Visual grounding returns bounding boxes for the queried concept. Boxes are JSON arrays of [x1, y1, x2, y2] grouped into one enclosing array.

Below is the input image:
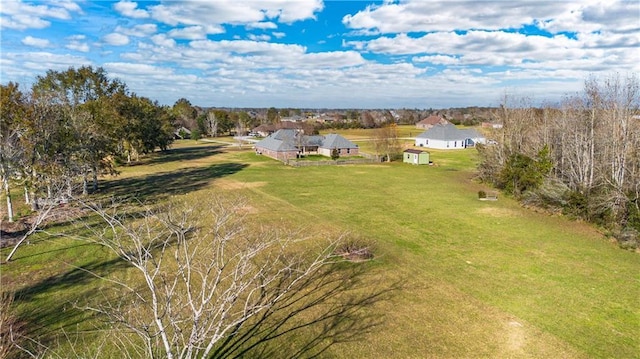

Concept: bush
[[616, 228, 639, 251], [335, 237, 375, 262], [331, 148, 340, 160], [478, 190, 487, 199]]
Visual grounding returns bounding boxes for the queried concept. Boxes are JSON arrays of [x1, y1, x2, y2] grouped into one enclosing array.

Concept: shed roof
[[404, 149, 429, 154]]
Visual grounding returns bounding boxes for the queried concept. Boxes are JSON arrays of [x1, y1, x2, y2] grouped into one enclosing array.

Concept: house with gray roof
[[415, 123, 485, 150], [255, 129, 358, 161]]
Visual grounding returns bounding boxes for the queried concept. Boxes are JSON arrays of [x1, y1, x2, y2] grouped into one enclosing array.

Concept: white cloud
[[115, 23, 157, 37], [248, 34, 271, 42], [167, 26, 219, 40], [272, 32, 286, 39], [247, 21, 278, 30], [103, 33, 130, 46], [0, 0, 80, 30], [149, 0, 322, 30], [342, 0, 639, 35], [114, 1, 149, 19], [413, 55, 460, 65], [151, 34, 176, 48], [1, 51, 91, 79], [66, 42, 90, 52], [21, 36, 51, 48]]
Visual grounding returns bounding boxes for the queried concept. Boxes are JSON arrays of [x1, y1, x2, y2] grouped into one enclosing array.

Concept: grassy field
[[2, 137, 639, 358]]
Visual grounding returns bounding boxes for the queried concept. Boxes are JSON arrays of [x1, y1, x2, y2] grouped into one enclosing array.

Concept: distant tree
[[267, 107, 279, 123], [214, 109, 234, 135], [346, 110, 359, 121], [279, 108, 290, 118], [191, 128, 202, 141], [373, 123, 400, 162], [173, 98, 197, 130], [195, 113, 208, 137]]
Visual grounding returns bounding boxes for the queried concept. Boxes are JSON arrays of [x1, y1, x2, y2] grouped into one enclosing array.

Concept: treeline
[[1, 66, 176, 221], [478, 74, 640, 248]]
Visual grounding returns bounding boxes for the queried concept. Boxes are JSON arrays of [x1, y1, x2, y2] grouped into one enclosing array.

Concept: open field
[[2, 138, 639, 358]]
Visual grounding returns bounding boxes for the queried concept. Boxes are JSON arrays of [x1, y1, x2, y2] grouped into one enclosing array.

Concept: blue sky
[[1, 0, 639, 108]]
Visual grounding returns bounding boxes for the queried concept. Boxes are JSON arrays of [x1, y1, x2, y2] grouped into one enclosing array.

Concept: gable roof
[[255, 130, 357, 152], [416, 123, 482, 141], [417, 115, 448, 126], [404, 149, 429, 154], [254, 129, 299, 152], [321, 133, 358, 149]]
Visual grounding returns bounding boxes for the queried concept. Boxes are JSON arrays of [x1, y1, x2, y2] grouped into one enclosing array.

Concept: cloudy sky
[[1, 0, 639, 109]]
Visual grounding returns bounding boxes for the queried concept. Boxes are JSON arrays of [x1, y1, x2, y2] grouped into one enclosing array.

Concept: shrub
[[335, 237, 375, 262], [331, 148, 340, 160], [478, 190, 487, 199]]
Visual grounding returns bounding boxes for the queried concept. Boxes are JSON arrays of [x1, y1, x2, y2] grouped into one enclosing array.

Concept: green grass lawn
[[2, 139, 638, 358]]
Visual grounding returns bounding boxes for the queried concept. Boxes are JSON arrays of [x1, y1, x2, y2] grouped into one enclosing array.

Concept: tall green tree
[[173, 98, 197, 130], [30, 66, 127, 194], [266, 107, 279, 124], [0, 83, 27, 221]]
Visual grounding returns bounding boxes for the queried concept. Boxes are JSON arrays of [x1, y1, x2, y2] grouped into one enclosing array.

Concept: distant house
[[174, 126, 192, 139], [255, 129, 358, 161], [252, 124, 276, 137], [318, 133, 359, 157], [416, 115, 449, 130], [403, 149, 430, 165], [415, 123, 485, 150]]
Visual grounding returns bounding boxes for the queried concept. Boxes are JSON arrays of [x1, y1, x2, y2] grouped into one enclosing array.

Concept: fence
[[286, 157, 378, 167]]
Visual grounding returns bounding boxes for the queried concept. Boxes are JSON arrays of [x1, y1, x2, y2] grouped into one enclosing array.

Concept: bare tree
[[64, 195, 385, 358], [372, 123, 400, 162]]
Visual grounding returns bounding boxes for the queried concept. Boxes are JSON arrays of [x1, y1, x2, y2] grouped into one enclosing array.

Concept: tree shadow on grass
[[10, 258, 129, 352], [129, 144, 224, 167], [211, 263, 401, 359], [103, 162, 248, 202]]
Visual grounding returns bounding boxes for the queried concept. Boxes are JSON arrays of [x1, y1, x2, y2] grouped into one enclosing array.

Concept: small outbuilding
[[403, 149, 430, 165]]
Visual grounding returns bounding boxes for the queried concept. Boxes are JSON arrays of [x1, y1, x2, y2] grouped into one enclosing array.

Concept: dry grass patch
[[477, 206, 521, 218], [214, 179, 267, 190]]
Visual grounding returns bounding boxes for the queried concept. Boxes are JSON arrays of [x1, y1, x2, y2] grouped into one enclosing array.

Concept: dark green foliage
[[331, 148, 340, 160], [499, 146, 552, 197], [478, 190, 487, 199], [191, 128, 202, 141], [266, 107, 279, 123]]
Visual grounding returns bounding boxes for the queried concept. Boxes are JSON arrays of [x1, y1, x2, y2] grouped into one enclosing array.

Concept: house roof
[[416, 123, 483, 141], [417, 115, 448, 126], [255, 129, 299, 152], [255, 130, 357, 152], [404, 149, 428, 154], [321, 133, 358, 149], [252, 124, 276, 132]]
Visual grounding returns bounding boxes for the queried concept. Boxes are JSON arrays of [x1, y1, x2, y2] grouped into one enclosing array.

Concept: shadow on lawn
[[135, 144, 224, 166], [103, 162, 248, 202], [11, 258, 129, 349]]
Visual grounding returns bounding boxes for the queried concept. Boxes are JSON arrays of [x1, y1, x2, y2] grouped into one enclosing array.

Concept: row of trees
[[478, 73, 640, 244], [1, 66, 176, 222]]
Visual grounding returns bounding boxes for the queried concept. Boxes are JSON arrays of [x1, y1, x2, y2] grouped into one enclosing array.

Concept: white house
[[415, 123, 485, 150]]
